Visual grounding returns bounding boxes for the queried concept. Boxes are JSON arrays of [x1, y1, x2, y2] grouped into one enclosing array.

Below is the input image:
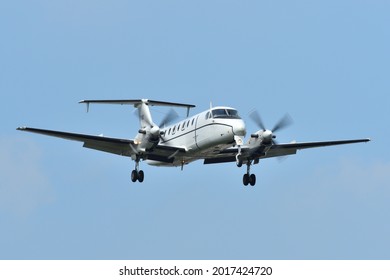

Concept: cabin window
[[168, 128, 171, 135], [192, 118, 195, 126], [178, 124, 181, 130], [187, 120, 190, 127], [172, 126, 176, 133]]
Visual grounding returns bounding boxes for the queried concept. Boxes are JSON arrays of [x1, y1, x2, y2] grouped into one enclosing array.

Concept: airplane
[[17, 99, 370, 186]]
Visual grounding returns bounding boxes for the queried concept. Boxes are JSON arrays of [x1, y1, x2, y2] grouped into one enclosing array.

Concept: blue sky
[[1, 0, 389, 259]]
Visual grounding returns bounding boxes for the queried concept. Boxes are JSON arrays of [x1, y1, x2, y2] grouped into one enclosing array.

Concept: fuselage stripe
[[161, 122, 233, 145]]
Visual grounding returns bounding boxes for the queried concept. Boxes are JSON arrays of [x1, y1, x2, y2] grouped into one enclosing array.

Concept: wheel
[[249, 174, 256, 186], [138, 170, 144, 183], [131, 170, 138, 182], [237, 160, 243, 167], [243, 174, 249, 186]]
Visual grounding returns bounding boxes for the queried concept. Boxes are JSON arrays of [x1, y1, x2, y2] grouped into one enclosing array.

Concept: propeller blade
[[159, 109, 179, 128], [249, 110, 266, 131], [276, 155, 289, 163], [272, 113, 293, 133]]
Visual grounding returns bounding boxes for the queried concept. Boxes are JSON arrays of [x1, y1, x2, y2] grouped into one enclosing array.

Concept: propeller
[[272, 113, 293, 133], [157, 109, 179, 140], [134, 108, 179, 141], [159, 108, 179, 128], [249, 110, 293, 144], [249, 110, 266, 131]]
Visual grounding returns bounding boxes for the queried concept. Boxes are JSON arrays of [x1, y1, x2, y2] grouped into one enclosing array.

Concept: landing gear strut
[[242, 161, 256, 186], [131, 158, 144, 183]]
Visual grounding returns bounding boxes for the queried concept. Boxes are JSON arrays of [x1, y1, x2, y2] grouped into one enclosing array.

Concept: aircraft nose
[[233, 120, 246, 136]]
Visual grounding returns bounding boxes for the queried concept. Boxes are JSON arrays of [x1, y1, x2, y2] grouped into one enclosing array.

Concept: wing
[[265, 139, 371, 158], [204, 138, 370, 164], [17, 127, 137, 157], [17, 126, 188, 163]]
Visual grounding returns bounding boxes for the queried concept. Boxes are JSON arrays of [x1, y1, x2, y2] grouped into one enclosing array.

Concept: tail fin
[[137, 101, 154, 128]]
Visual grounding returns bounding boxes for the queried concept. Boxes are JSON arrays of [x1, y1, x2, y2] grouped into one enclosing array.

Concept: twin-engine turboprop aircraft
[[17, 99, 370, 186]]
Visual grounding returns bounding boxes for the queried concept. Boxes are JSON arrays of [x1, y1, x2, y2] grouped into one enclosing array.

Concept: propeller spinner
[[136, 108, 179, 140], [249, 110, 293, 144]]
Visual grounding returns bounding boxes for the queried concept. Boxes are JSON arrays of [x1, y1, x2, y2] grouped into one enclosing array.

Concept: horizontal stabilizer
[[79, 99, 196, 107], [79, 99, 196, 108], [79, 99, 196, 116]]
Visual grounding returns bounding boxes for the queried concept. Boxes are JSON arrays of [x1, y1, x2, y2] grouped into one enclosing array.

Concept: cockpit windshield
[[212, 109, 241, 119]]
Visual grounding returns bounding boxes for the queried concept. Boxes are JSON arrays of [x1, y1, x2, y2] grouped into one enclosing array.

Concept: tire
[[249, 174, 256, 186], [138, 170, 144, 183], [131, 170, 138, 182], [243, 174, 249, 186]]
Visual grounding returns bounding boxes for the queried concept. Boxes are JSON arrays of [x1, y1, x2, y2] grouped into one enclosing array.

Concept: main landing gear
[[131, 169, 144, 183], [235, 143, 256, 186], [240, 161, 257, 186], [243, 173, 256, 186], [131, 158, 144, 183]]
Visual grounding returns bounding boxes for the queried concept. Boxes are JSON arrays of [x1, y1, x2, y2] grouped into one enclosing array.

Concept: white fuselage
[[146, 106, 246, 167]]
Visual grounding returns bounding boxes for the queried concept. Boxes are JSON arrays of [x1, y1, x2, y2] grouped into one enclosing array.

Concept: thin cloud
[[337, 158, 390, 193], [286, 157, 390, 210], [0, 138, 54, 218]]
